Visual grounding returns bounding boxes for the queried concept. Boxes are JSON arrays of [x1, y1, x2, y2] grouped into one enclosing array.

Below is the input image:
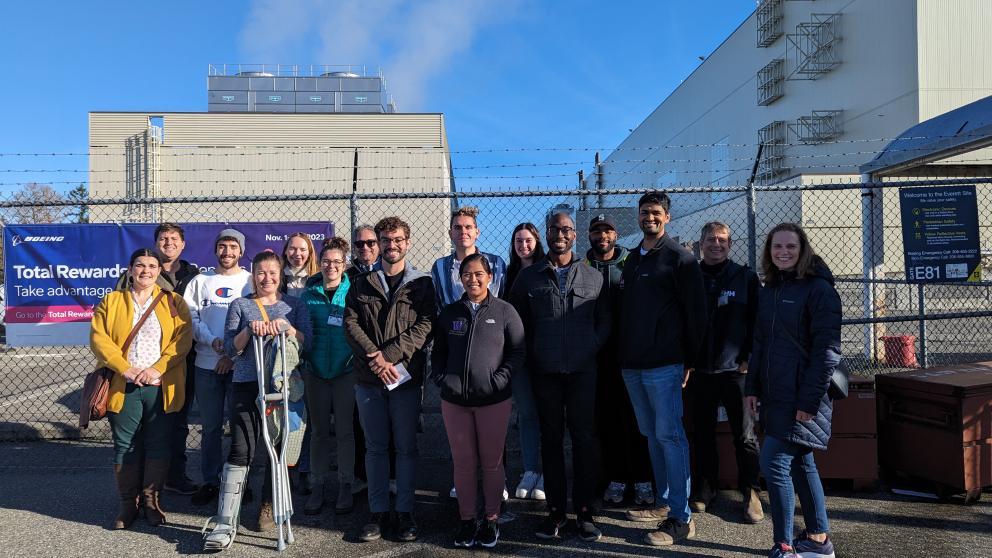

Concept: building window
[[789, 110, 844, 144], [756, 0, 784, 47], [757, 121, 788, 183], [757, 58, 785, 106], [788, 13, 841, 80]]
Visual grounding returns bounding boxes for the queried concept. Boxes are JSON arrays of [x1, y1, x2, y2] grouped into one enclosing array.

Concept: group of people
[[90, 190, 842, 558]]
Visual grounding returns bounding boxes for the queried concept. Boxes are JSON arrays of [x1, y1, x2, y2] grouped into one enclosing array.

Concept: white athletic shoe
[[530, 474, 546, 501], [514, 471, 540, 499]]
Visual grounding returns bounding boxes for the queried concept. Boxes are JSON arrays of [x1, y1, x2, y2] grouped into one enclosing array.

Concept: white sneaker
[[389, 479, 397, 495], [603, 481, 626, 504], [503, 487, 509, 501], [449, 486, 457, 499], [514, 471, 540, 499], [634, 482, 655, 506], [530, 474, 546, 501]]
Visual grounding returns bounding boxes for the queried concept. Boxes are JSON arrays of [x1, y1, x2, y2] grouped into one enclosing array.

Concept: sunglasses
[[353, 240, 377, 248]]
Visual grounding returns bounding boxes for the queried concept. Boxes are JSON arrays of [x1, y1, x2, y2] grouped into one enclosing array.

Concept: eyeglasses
[[320, 259, 345, 267], [547, 226, 575, 236], [379, 237, 408, 246], [353, 240, 377, 248]]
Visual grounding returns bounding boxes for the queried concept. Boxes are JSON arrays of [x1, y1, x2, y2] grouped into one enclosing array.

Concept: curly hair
[[374, 216, 411, 240], [320, 236, 350, 259]]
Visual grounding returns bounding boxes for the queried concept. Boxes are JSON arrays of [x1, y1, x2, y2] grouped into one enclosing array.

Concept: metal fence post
[[350, 148, 359, 236], [918, 283, 929, 368], [861, 172, 885, 362], [746, 144, 763, 271]]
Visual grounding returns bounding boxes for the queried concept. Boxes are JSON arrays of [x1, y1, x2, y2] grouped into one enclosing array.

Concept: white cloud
[[239, 0, 516, 110]]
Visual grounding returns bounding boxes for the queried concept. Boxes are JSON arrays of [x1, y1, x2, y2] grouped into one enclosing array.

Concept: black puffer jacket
[[745, 261, 842, 450], [431, 294, 525, 407]]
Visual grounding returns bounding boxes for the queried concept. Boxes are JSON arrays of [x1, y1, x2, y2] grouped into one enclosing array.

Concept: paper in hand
[[385, 363, 412, 391]]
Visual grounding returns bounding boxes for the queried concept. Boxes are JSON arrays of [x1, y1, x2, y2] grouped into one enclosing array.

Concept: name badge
[[717, 293, 729, 307], [327, 315, 343, 327]]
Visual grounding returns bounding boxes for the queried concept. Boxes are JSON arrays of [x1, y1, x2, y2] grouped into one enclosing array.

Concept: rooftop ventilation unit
[[756, 0, 784, 47], [322, 71, 360, 78], [787, 13, 841, 80], [235, 71, 274, 77], [789, 110, 844, 144]]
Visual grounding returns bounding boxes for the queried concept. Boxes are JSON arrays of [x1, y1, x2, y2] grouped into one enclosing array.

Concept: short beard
[[592, 241, 615, 256]]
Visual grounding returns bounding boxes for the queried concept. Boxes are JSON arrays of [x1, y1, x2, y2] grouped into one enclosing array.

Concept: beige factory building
[[88, 111, 455, 269], [587, 0, 992, 277]]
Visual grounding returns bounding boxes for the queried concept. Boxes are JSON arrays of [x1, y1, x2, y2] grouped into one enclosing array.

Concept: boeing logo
[[11, 235, 65, 246], [214, 287, 235, 298]]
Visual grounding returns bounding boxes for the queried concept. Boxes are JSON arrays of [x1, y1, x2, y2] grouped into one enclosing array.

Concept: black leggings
[[228, 382, 262, 467]]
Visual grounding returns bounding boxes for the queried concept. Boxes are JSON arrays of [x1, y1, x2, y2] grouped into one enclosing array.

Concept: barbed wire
[[1, 132, 989, 158]]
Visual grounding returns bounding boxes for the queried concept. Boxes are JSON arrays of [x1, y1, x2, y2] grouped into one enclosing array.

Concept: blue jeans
[[760, 435, 830, 544], [622, 366, 691, 522], [511, 364, 541, 473], [195, 366, 232, 486], [355, 383, 421, 513]]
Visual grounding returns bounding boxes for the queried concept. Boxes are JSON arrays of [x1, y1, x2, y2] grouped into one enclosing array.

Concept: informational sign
[[899, 186, 981, 283], [4, 222, 333, 346]]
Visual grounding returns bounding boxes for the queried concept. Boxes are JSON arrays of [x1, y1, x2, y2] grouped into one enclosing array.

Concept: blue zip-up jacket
[[431, 251, 508, 310], [301, 272, 353, 380], [745, 261, 842, 450]]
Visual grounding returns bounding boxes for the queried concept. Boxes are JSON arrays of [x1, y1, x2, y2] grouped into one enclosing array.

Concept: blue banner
[[4, 222, 334, 346]]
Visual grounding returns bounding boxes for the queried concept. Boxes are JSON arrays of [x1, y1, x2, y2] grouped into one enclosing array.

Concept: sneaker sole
[[514, 490, 530, 499], [797, 552, 835, 558], [477, 536, 498, 548], [454, 540, 474, 548], [359, 534, 381, 542]]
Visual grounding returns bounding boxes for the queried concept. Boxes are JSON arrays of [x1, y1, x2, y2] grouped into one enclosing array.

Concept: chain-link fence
[[1, 178, 991, 444]]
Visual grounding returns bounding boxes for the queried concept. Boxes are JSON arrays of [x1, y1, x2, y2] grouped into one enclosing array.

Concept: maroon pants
[[441, 398, 512, 520]]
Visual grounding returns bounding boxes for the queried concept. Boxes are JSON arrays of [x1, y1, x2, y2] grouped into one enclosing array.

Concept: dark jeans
[[355, 384, 421, 513], [108, 384, 172, 465], [596, 363, 652, 486], [531, 371, 600, 515], [227, 382, 262, 468], [168, 353, 196, 481], [686, 371, 760, 493], [194, 366, 232, 486]]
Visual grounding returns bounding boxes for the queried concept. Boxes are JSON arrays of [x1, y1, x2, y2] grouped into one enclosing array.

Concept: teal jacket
[[301, 272, 353, 379]]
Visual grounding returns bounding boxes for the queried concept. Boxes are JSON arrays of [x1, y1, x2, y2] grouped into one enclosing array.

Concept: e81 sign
[[899, 185, 982, 283]]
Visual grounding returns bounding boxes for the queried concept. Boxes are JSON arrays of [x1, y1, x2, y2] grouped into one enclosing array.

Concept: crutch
[[253, 323, 295, 551]]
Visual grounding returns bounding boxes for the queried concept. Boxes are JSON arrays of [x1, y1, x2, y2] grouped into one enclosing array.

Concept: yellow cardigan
[[90, 285, 193, 414]]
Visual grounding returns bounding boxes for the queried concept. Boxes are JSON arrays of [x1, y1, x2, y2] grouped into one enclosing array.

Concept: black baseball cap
[[588, 214, 616, 232]]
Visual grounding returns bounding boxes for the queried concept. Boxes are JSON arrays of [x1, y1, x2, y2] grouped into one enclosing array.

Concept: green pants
[[108, 384, 172, 465]]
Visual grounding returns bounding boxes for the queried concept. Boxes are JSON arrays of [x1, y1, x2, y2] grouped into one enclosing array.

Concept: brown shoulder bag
[[79, 291, 166, 428]]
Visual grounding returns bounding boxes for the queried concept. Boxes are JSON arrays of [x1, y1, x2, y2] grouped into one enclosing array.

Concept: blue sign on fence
[[3, 221, 334, 346], [899, 186, 981, 283]]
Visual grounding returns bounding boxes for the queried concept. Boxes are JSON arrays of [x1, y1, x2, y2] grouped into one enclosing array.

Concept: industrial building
[[583, 0, 992, 276], [88, 66, 454, 269]]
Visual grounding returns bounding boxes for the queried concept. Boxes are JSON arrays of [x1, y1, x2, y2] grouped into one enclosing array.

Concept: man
[[345, 224, 382, 491], [430, 205, 507, 500], [687, 222, 762, 523], [583, 215, 654, 509], [431, 206, 507, 308], [117, 223, 201, 495], [510, 210, 610, 542], [348, 224, 381, 279], [183, 229, 252, 506], [619, 192, 707, 547], [344, 216, 435, 543]]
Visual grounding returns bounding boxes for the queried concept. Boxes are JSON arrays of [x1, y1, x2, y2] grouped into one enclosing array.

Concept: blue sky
[[0, 0, 754, 195]]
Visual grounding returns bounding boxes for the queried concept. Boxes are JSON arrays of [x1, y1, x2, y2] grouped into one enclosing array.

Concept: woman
[[502, 223, 546, 501], [432, 254, 526, 549], [300, 237, 358, 515], [202, 251, 312, 549], [90, 248, 192, 529], [745, 223, 841, 558], [282, 233, 319, 297]]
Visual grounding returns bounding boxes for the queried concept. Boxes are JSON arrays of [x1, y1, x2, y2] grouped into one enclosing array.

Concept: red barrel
[[881, 335, 919, 368]]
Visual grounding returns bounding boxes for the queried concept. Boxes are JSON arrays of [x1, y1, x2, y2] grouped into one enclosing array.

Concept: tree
[[67, 183, 90, 223], [4, 183, 68, 224]]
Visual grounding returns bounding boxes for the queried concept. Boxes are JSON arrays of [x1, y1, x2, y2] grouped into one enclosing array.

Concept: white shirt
[[127, 292, 162, 375], [183, 269, 252, 370]]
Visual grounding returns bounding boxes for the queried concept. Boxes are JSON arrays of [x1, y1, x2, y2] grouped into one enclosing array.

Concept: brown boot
[[112, 463, 141, 530], [743, 488, 764, 523], [142, 459, 170, 526], [257, 472, 275, 531]]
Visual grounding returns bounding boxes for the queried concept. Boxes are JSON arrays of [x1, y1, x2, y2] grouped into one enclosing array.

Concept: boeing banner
[[4, 222, 334, 347]]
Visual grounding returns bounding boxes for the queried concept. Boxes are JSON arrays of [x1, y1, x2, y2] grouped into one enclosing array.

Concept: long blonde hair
[[281, 233, 319, 276]]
